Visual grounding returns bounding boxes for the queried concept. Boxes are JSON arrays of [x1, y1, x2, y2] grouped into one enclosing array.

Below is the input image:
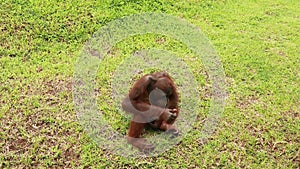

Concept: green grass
[[1, 0, 299, 168]]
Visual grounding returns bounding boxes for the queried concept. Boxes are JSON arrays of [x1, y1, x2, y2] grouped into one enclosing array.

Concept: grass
[[1, 0, 299, 168]]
